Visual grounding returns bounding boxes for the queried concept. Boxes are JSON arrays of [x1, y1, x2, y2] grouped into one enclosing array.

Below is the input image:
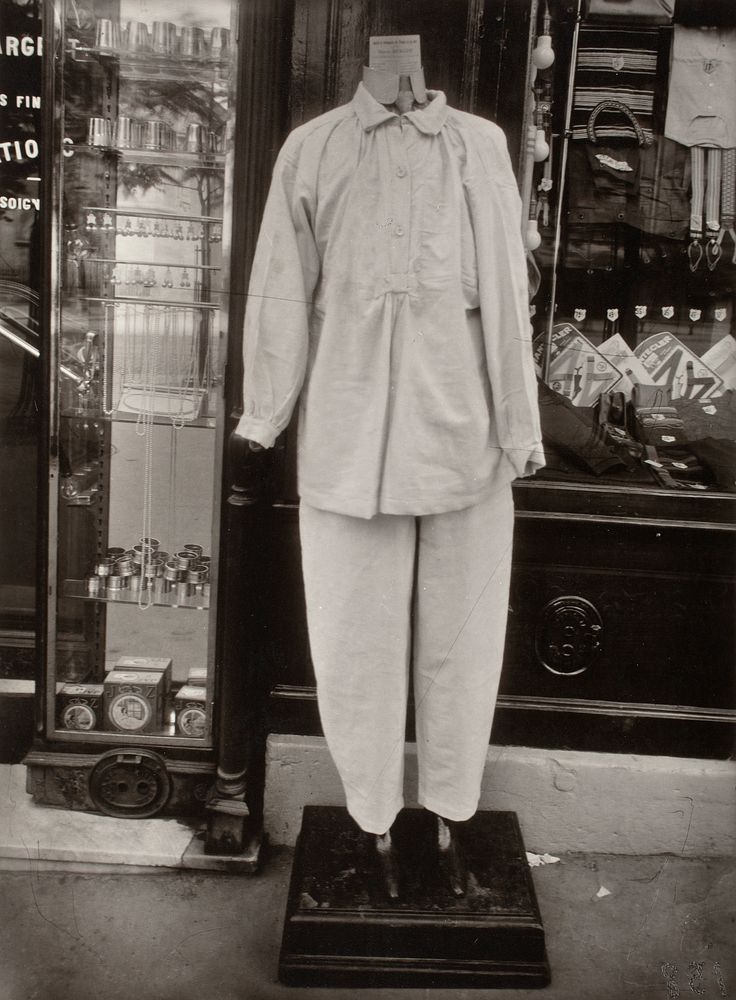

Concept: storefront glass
[[45, 0, 237, 744], [528, 0, 735, 497], [0, 0, 42, 641]]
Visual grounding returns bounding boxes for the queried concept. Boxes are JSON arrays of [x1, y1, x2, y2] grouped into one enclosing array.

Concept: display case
[[25, 0, 240, 818], [526, 0, 736, 489], [504, 0, 736, 757]]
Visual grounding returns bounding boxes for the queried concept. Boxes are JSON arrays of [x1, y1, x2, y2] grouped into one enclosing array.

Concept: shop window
[[0, 0, 42, 639], [527, 0, 736, 498]]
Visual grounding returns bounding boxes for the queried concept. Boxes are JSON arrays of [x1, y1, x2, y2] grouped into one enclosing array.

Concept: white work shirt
[[236, 83, 544, 518], [664, 26, 736, 148]]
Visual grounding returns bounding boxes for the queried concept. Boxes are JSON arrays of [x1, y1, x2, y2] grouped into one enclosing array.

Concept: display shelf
[[68, 43, 229, 82], [59, 410, 217, 429], [83, 207, 223, 225], [43, 729, 210, 748], [75, 256, 221, 272], [110, 410, 216, 429], [83, 295, 220, 309], [63, 579, 210, 610], [69, 144, 225, 168]]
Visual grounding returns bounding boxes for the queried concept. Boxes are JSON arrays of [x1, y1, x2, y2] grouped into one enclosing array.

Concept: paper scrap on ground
[[526, 852, 561, 867], [596, 886, 612, 899]]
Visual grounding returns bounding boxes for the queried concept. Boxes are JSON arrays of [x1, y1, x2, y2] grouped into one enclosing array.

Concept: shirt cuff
[[509, 444, 546, 479], [233, 414, 281, 449]]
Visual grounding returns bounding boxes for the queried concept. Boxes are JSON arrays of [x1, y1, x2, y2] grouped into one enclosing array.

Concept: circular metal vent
[[89, 749, 171, 818]]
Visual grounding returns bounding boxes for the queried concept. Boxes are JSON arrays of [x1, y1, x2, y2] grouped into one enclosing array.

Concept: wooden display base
[[278, 805, 550, 989]]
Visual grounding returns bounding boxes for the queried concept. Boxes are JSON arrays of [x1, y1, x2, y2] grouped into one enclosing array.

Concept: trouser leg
[[299, 502, 415, 835], [413, 485, 515, 821]]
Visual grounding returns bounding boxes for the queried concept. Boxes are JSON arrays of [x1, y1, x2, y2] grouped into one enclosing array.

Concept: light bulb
[[532, 34, 555, 70], [527, 219, 542, 251], [533, 129, 550, 162]]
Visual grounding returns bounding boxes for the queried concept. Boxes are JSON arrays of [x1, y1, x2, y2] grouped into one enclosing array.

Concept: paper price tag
[[369, 35, 422, 73]]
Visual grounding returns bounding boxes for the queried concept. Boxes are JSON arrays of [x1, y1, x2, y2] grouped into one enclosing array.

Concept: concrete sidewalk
[[1, 848, 734, 1000], [1, 750, 734, 1000]]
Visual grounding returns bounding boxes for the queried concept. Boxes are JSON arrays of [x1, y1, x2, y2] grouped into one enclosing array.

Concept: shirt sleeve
[[469, 125, 545, 479], [235, 138, 321, 447]]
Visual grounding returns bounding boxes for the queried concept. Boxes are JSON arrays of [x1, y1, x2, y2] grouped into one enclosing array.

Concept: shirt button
[[396, 165, 407, 178], [394, 225, 405, 237]]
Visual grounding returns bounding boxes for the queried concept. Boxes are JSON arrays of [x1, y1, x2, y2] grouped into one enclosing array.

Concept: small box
[[115, 656, 172, 673], [115, 656, 172, 695], [104, 670, 166, 734], [57, 683, 105, 732], [174, 685, 207, 738], [186, 665, 207, 688]]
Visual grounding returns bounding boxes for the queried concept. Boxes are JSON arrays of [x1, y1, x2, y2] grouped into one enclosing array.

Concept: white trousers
[[299, 486, 514, 835]]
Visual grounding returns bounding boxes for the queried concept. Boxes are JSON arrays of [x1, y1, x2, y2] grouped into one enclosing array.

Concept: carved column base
[[204, 774, 263, 867]]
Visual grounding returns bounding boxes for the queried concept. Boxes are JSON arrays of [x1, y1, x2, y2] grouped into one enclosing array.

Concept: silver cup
[[132, 542, 155, 565], [131, 120, 145, 149], [95, 17, 121, 51], [143, 119, 171, 151], [164, 560, 180, 584], [125, 20, 151, 52], [87, 117, 112, 147], [184, 122, 207, 153], [180, 26, 206, 58], [115, 555, 135, 577], [152, 21, 177, 56], [114, 115, 134, 149], [187, 567, 208, 587], [209, 27, 230, 59]]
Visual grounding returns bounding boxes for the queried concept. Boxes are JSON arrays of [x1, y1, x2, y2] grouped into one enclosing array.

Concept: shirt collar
[[352, 81, 448, 135]]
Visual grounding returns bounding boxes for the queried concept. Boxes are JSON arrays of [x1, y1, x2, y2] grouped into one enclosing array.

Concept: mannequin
[[361, 62, 464, 899], [235, 41, 544, 900]]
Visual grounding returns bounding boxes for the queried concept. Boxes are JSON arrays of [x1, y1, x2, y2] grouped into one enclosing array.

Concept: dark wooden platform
[[278, 805, 551, 989]]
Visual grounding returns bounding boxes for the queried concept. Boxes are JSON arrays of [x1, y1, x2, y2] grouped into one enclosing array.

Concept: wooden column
[[205, 0, 293, 859]]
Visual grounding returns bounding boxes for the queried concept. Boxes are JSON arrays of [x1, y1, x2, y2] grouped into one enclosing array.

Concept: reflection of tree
[[60, 43, 228, 220], [120, 78, 229, 136], [118, 163, 224, 211], [0, 0, 43, 220], [118, 163, 179, 195]]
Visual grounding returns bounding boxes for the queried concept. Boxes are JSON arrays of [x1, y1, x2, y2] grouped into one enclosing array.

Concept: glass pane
[[0, 0, 42, 634], [51, 0, 235, 742], [530, 4, 735, 494]]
